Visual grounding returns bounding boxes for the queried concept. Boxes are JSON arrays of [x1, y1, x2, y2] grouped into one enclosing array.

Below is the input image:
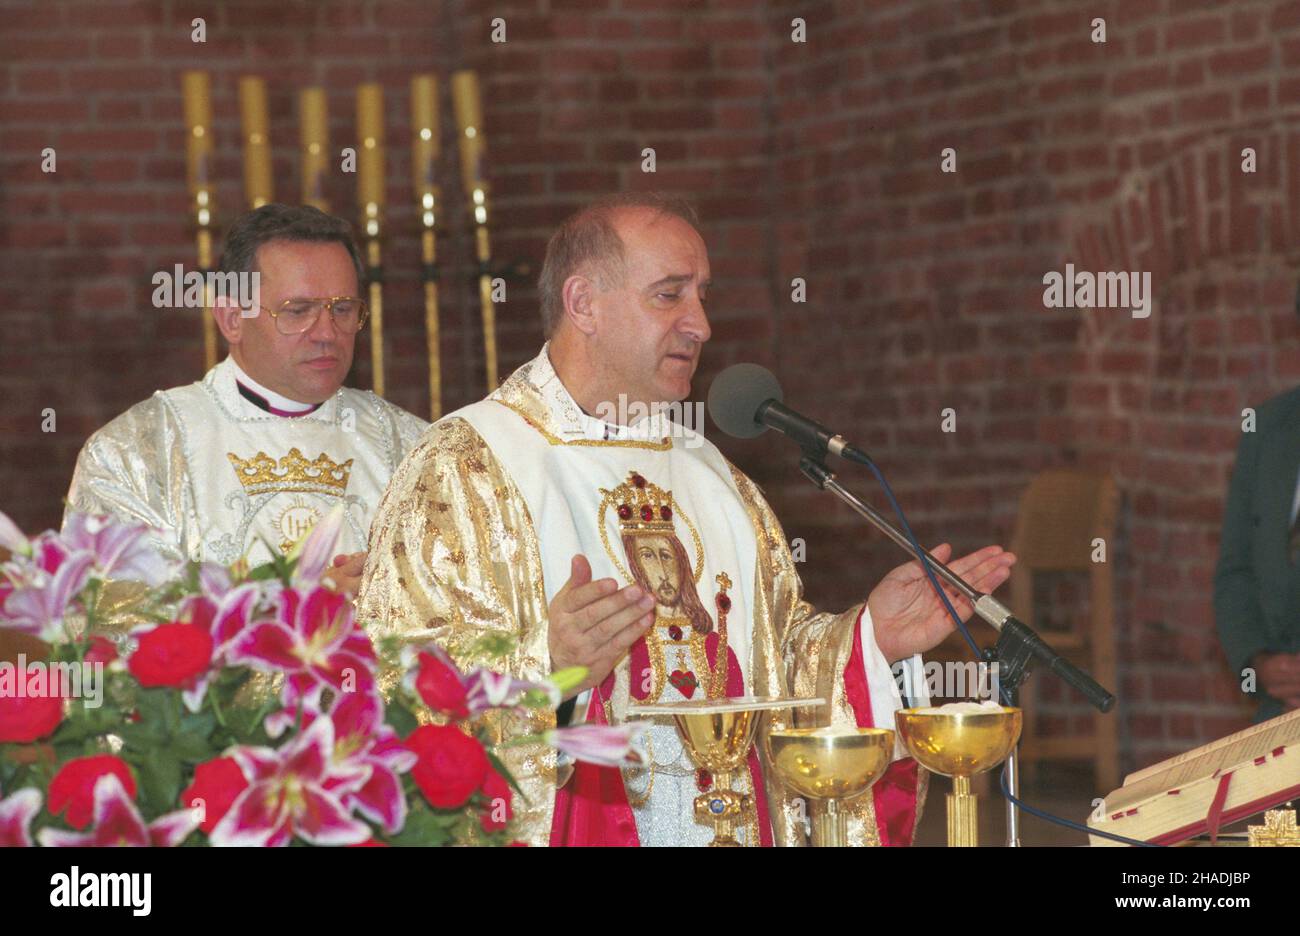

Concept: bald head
[[546, 197, 712, 418], [538, 193, 701, 338]]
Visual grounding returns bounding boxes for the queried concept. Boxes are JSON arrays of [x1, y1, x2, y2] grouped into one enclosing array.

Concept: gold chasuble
[[357, 347, 928, 846]]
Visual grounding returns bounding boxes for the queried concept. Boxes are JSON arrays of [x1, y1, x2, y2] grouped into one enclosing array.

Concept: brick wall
[[3, 0, 1298, 780]]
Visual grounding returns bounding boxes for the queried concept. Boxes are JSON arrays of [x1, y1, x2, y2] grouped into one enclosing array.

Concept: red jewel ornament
[[617, 504, 632, 521], [660, 505, 672, 521], [631, 473, 647, 489], [717, 594, 732, 612], [668, 625, 683, 641], [640, 505, 654, 522], [696, 769, 713, 792]]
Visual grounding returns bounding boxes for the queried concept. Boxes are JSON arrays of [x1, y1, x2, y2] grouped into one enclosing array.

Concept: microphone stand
[[796, 454, 1115, 848]]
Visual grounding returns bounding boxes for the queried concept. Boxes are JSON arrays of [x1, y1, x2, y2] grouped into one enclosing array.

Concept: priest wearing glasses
[[63, 204, 428, 600]]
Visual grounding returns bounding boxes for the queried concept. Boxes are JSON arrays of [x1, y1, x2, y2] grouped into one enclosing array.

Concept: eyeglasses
[[262, 297, 370, 336]]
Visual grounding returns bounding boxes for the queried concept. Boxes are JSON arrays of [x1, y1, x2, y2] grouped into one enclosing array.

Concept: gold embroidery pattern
[[496, 400, 672, 451], [640, 619, 725, 704], [597, 471, 704, 585], [272, 496, 322, 554], [227, 447, 353, 494]]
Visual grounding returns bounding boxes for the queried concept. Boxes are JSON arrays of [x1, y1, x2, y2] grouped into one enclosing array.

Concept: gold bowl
[[675, 709, 762, 775], [893, 707, 1022, 777], [766, 728, 894, 801], [894, 706, 1022, 847]]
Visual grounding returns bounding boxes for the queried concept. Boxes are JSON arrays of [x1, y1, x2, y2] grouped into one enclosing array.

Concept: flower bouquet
[[0, 507, 641, 846]]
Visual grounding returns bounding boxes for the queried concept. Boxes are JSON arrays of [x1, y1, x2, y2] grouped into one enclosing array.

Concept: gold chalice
[[629, 697, 816, 847], [894, 705, 1022, 847], [766, 727, 895, 847]]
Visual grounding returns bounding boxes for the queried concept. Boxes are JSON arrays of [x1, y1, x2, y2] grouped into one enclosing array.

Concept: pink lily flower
[[227, 586, 378, 706], [464, 668, 560, 714], [0, 785, 42, 848], [1, 512, 176, 640], [547, 723, 649, 768], [1, 551, 94, 641], [60, 512, 174, 586], [209, 717, 373, 847], [38, 774, 198, 847], [290, 504, 345, 585], [0, 510, 27, 556], [183, 581, 261, 657], [267, 690, 417, 835]]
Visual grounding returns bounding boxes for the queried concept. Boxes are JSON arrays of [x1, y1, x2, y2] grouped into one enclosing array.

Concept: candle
[[181, 71, 212, 200], [356, 83, 385, 217], [410, 74, 439, 199], [238, 76, 273, 208], [299, 87, 329, 210], [451, 70, 485, 198]]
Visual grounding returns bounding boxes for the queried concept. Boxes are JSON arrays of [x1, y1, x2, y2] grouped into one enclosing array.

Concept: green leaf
[[385, 700, 418, 738], [137, 747, 183, 817], [485, 750, 527, 801]]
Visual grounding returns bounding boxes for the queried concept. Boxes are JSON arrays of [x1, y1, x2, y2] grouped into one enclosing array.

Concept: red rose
[[85, 636, 118, 666], [406, 724, 488, 809], [414, 651, 469, 718], [128, 623, 213, 688], [0, 692, 64, 743], [49, 755, 135, 829], [479, 768, 513, 833], [180, 757, 249, 834]]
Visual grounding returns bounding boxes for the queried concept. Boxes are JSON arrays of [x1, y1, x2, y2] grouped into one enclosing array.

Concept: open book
[[1088, 708, 1300, 846]]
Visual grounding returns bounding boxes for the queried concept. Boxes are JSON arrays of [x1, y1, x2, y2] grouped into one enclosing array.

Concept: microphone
[[707, 362, 872, 464]]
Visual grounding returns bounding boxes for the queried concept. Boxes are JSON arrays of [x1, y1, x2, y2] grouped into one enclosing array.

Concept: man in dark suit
[[1215, 386, 1300, 722]]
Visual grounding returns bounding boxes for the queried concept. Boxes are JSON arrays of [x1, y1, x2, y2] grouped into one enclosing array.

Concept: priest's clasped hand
[[866, 543, 1017, 664], [549, 554, 655, 700], [323, 551, 366, 597]]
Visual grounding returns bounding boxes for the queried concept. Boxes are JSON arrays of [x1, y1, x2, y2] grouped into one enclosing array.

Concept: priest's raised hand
[[548, 554, 655, 699], [866, 543, 1016, 663]]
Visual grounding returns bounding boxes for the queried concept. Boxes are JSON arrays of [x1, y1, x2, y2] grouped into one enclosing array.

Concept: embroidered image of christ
[[600, 470, 741, 703], [624, 532, 712, 635]]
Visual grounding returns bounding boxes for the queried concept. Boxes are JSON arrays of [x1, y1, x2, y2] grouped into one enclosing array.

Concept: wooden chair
[[1010, 469, 1120, 795]]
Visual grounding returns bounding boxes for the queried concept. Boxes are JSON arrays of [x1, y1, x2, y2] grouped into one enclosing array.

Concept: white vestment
[[358, 346, 927, 846], [64, 356, 429, 566]]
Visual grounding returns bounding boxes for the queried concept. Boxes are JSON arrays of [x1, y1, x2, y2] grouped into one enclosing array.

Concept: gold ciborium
[[629, 697, 814, 847], [766, 727, 894, 847], [895, 705, 1022, 847]]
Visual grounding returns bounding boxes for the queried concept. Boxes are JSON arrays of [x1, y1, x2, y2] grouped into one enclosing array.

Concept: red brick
[[1164, 15, 1227, 51]]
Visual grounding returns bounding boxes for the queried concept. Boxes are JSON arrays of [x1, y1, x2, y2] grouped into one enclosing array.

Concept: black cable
[[850, 453, 1151, 846], [997, 763, 1159, 847]]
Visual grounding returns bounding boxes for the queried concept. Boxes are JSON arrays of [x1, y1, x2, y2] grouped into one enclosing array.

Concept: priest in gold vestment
[[356, 194, 1015, 846]]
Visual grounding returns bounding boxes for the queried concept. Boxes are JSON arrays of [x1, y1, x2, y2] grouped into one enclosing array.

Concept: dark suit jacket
[[1214, 386, 1300, 722]]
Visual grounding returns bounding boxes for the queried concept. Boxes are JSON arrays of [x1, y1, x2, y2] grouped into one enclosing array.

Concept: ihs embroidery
[[226, 448, 353, 553]]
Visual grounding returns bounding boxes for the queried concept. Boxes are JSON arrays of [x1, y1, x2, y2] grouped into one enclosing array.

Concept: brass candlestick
[[895, 706, 1022, 847]]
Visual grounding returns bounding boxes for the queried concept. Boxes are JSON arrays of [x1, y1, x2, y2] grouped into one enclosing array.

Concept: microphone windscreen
[[707, 363, 783, 439]]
